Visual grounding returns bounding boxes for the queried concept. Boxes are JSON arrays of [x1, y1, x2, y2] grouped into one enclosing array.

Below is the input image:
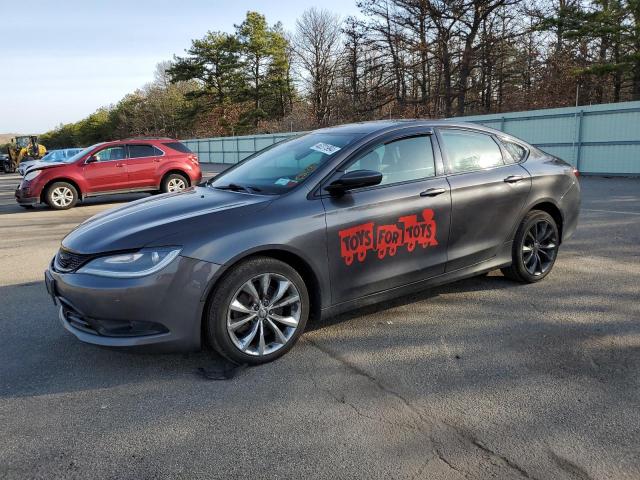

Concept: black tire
[[45, 181, 78, 210], [160, 173, 189, 193], [205, 257, 310, 365], [501, 210, 559, 283]]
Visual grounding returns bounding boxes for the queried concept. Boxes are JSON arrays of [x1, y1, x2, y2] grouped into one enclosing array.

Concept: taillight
[[572, 167, 579, 177]]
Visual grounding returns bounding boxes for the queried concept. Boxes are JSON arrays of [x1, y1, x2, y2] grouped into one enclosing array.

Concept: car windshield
[[208, 132, 362, 195]]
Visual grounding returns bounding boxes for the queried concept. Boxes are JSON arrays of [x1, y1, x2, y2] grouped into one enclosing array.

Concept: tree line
[[41, 1, 640, 148]]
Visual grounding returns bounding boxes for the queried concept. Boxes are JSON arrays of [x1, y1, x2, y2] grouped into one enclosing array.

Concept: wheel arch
[[529, 201, 564, 243], [40, 177, 83, 202], [160, 169, 191, 188], [199, 247, 324, 345]]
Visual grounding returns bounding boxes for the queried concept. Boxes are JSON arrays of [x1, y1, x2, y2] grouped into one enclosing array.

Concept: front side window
[[345, 135, 436, 186], [209, 133, 362, 194], [94, 146, 126, 162], [127, 144, 156, 159], [440, 130, 504, 173], [499, 138, 527, 163]]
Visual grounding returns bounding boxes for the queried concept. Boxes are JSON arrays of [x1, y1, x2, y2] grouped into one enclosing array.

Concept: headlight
[[24, 170, 41, 181], [77, 247, 181, 278]]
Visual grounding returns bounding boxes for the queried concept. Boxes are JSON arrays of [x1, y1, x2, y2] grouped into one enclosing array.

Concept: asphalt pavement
[[0, 170, 638, 479]]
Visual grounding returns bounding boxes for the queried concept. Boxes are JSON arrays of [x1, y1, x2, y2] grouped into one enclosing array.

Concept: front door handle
[[115, 163, 125, 168], [504, 175, 524, 183], [420, 188, 446, 197]]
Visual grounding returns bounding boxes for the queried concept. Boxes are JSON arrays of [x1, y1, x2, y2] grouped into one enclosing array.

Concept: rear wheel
[[206, 257, 309, 365], [161, 173, 189, 193], [501, 210, 559, 283], [45, 182, 78, 210]]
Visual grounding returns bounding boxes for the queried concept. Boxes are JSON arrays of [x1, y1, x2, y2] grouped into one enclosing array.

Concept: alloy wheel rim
[[167, 178, 186, 192], [52, 187, 73, 207], [226, 273, 301, 356], [522, 220, 558, 276]]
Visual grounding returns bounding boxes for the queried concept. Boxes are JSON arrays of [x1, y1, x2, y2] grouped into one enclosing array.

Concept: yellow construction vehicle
[[3, 136, 46, 173]]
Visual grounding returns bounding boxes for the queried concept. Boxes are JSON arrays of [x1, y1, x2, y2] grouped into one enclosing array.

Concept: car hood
[[62, 186, 272, 254], [28, 161, 67, 171]]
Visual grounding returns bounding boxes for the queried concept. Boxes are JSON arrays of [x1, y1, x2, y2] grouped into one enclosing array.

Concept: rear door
[[436, 127, 531, 271], [322, 129, 451, 304], [125, 143, 163, 189], [82, 145, 128, 193]]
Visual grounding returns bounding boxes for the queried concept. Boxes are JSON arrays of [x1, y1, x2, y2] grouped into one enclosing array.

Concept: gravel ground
[[0, 171, 638, 480]]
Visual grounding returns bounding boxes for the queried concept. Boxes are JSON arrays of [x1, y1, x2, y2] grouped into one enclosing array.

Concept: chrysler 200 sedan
[[45, 121, 580, 364]]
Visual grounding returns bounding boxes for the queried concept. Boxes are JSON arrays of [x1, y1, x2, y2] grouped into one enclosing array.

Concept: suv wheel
[[46, 182, 78, 210], [206, 257, 310, 365], [501, 210, 559, 283], [161, 173, 188, 193]]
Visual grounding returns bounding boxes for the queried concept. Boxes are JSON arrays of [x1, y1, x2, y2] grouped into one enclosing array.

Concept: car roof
[[315, 119, 504, 136]]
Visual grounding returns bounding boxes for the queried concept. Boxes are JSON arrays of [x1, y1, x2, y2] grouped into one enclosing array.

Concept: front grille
[[54, 248, 93, 273]]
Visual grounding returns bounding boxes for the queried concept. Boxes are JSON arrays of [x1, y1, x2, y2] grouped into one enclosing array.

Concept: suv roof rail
[[122, 136, 176, 141]]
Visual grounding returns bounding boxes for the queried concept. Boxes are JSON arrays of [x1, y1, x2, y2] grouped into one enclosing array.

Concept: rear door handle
[[154, 158, 161, 163], [504, 175, 524, 183], [115, 163, 125, 168], [420, 188, 446, 197]]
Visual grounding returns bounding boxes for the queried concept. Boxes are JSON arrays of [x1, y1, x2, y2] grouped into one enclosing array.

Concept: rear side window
[[500, 138, 527, 163], [162, 142, 192, 154], [440, 130, 504, 173], [127, 144, 157, 158], [345, 135, 436, 186]]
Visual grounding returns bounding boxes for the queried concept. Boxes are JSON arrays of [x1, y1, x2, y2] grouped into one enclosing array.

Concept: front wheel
[[45, 182, 78, 210], [206, 257, 309, 365], [501, 210, 559, 283]]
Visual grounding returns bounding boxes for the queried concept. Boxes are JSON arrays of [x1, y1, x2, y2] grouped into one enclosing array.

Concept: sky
[[0, 0, 361, 133]]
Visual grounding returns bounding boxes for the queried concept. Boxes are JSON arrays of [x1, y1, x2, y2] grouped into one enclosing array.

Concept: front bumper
[[15, 184, 39, 205], [46, 255, 221, 351]]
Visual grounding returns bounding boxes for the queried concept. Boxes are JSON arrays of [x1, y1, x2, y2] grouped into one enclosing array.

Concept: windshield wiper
[[212, 183, 262, 193]]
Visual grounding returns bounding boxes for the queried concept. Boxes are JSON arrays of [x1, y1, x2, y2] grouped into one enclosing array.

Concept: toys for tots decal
[[338, 209, 438, 266]]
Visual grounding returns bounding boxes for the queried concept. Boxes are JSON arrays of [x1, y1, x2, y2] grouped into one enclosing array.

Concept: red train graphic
[[339, 209, 438, 266]]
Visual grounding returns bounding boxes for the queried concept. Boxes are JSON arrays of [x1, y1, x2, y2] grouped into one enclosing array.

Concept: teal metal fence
[[183, 101, 640, 175], [183, 132, 300, 165], [458, 101, 640, 175]]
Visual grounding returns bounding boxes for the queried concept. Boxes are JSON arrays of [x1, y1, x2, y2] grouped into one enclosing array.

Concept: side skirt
[[83, 187, 155, 199]]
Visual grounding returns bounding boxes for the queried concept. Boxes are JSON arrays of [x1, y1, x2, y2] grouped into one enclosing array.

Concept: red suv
[[15, 138, 201, 210]]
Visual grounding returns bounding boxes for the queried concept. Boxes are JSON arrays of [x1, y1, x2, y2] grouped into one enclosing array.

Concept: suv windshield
[[42, 148, 83, 163], [209, 132, 362, 195], [58, 144, 102, 163]]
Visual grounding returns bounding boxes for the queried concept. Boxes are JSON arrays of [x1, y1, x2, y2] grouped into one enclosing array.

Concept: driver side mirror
[[325, 169, 383, 195], [85, 155, 97, 164]]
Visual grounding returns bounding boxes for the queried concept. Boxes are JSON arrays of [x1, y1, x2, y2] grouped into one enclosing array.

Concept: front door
[[436, 128, 532, 271], [322, 132, 451, 305], [82, 145, 128, 193], [125, 144, 162, 188]]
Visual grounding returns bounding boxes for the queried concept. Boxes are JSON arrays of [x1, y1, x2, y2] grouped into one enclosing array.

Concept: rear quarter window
[[162, 142, 192, 154], [499, 138, 528, 163]]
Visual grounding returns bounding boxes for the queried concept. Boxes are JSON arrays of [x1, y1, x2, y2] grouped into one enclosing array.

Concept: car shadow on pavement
[[0, 273, 518, 400]]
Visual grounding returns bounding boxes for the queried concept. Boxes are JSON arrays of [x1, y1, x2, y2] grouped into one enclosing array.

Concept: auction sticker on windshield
[[310, 142, 341, 155]]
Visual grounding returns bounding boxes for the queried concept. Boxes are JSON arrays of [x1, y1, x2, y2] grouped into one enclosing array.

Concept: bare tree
[[293, 8, 343, 125]]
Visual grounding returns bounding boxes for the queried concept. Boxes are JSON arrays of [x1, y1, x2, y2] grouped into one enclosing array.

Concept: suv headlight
[[24, 170, 41, 181], [77, 247, 181, 278]]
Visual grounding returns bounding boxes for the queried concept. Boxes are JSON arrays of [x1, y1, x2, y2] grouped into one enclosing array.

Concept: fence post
[[500, 116, 506, 132], [575, 110, 584, 170]]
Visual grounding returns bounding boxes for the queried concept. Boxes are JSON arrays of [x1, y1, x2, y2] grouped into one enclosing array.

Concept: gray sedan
[[45, 121, 580, 364]]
